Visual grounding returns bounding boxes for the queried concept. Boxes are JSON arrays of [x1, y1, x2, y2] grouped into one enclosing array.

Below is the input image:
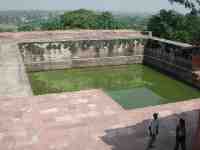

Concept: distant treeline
[[0, 10, 61, 24], [0, 9, 150, 32], [17, 9, 149, 31], [0, 10, 62, 32], [1, 9, 199, 45]]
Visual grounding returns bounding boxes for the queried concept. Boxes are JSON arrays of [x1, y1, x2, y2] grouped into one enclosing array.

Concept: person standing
[[147, 113, 159, 149], [174, 118, 186, 150]]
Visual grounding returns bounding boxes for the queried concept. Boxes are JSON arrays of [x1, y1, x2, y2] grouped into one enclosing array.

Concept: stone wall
[[18, 39, 145, 71], [143, 37, 195, 86], [18, 33, 200, 88]]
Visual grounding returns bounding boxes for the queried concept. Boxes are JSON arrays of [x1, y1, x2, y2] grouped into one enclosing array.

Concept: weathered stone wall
[[144, 37, 194, 85], [18, 32, 200, 88], [19, 39, 145, 71]]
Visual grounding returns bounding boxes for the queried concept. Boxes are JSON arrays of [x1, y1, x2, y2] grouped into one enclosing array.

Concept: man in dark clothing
[[174, 118, 186, 150]]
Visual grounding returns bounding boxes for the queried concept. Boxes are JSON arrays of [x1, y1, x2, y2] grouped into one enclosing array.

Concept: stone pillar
[[148, 31, 152, 37]]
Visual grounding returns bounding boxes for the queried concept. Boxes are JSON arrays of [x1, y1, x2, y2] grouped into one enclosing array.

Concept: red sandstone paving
[[0, 30, 146, 43], [0, 89, 199, 150], [0, 30, 198, 149]]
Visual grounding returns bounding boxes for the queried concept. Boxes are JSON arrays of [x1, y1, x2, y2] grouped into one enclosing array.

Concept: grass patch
[[29, 64, 200, 109]]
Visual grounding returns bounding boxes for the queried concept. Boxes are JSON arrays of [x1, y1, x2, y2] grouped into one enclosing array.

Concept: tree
[[184, 13, 200, 44], [41, 17, 63, 30], [60, 9, 98, 29], [97, 12, 116, 29], [60, 9, 124, 30], [147, 9, 200, 45], [147, 10, 185, 39], [168, 0, 200, 13], [18, 24, 35, 31]]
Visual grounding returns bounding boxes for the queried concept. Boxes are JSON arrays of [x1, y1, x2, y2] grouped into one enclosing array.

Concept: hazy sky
[[0, 0, 189, 13]]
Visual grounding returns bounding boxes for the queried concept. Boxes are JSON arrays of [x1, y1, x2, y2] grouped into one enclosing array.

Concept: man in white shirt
[[147, 113, 159, 149]]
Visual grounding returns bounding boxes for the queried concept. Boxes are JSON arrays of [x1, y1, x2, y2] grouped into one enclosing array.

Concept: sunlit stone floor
[[0, 89, 199, 150]]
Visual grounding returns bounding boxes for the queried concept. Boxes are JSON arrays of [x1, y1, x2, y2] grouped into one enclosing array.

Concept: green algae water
[[29, 64, 200, 109]]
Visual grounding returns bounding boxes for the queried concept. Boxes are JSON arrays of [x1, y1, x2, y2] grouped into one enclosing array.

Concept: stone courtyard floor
[[0, 89, 199, 150], [0, 30, 199, 149]]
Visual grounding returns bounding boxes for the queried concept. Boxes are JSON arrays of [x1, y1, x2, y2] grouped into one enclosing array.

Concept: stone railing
[[19, 38, 145, 71], [143, 37, 197, 85], [17, 30, 200, 88], [144, 37, 192, 66]]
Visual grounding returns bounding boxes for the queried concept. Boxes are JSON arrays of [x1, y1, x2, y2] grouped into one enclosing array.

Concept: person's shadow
[[101, 110, 199, 150]]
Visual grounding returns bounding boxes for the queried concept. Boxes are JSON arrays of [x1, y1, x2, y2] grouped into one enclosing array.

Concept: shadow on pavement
[[101, 110, 200, 150]]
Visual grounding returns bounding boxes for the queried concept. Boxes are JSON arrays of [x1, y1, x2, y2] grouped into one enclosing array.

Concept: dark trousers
[[174, 137, 186, 150], [146, 134, 157, 149]]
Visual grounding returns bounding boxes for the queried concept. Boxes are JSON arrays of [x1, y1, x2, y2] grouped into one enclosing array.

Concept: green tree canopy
[[147, 9, 200, 45], [16, 9, 149, 31], [41, 17, 63, 30], [60, 9, 98, 29], [59, 9, 124, 29]]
